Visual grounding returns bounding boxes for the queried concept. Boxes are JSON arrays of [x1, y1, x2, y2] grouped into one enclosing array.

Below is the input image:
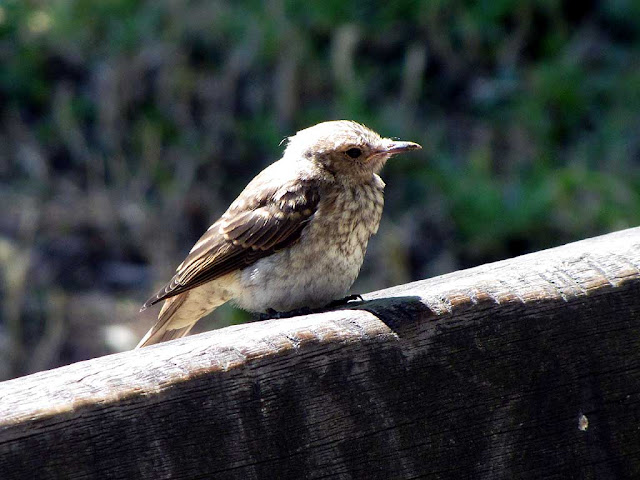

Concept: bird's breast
[[233, 180, 385, 312], [313, 180, 385, 254]]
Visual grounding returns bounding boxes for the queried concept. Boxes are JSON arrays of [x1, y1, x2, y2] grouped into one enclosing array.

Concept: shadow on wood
[[1, 227, 640, 479]]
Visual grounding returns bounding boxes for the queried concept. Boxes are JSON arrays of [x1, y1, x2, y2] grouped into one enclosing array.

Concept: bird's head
[[283, 120, 421, 179]]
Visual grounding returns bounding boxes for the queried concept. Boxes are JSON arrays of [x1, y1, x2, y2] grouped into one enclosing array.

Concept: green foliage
[[1, 0, 638, 254], [1, 0, 639, 368]]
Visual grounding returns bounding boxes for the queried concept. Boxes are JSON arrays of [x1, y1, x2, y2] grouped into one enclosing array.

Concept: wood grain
[[1, 227, 640, 479]]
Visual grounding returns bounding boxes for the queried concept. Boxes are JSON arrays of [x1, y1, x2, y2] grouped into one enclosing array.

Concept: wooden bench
[[1, 227, 639, 479]]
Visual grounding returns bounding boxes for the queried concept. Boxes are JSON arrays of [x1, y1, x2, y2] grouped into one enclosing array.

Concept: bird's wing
[[142, 181, 320, 309]]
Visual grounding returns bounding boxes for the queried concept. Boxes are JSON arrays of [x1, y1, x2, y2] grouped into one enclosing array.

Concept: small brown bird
[[137, 120, 420, 347]]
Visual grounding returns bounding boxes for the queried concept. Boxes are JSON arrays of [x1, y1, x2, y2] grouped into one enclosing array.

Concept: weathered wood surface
[[1, 227, 640, 479]]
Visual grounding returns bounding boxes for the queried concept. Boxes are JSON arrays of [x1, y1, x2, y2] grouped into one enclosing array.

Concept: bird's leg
[[258, 307, 315, 320], [324, 294, 364, 309], [257, 308, 279, 320], [256, 295, 364, 321], [284, 307, 315, 317]]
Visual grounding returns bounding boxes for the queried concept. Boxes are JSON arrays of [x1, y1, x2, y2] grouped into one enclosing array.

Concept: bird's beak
[[381, 140, 422, 155]]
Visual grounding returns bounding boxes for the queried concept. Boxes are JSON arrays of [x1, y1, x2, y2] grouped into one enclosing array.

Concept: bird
[[137, 120, 421, 348]]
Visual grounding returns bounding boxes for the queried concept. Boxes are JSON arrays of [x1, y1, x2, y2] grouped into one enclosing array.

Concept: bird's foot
[[324, 294, 364, 309], [258, 307, 315, 320], [256, 296, 364, 321]]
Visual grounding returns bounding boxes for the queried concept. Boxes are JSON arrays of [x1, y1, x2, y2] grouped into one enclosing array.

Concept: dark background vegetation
[[1, 0, 638, 379]]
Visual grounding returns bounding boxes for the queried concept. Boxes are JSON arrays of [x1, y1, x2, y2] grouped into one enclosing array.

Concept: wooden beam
[[1, 227, 640, 479]]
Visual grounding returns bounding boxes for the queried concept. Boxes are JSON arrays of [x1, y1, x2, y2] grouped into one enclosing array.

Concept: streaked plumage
[[137, 120, 420, 347]]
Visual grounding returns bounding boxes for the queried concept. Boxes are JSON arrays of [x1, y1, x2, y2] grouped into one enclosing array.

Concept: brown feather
[[136, 293, 191, 347], [142, 180, 320, 309]]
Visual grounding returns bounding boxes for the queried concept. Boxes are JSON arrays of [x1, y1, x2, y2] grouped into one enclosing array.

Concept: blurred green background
[[1, 0, 639, 379]]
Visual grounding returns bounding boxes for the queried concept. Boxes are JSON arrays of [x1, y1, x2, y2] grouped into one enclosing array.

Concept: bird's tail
[[136, 293, 198, 348]]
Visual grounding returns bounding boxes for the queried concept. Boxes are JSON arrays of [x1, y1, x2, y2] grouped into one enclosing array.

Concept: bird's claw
[[325, 294, 364, 309], [256, 295, 364, 321], [258, 307, 315, 320]]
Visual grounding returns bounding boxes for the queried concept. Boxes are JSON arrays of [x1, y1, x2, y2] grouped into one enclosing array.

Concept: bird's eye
[[345, 147, 362, 159]]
